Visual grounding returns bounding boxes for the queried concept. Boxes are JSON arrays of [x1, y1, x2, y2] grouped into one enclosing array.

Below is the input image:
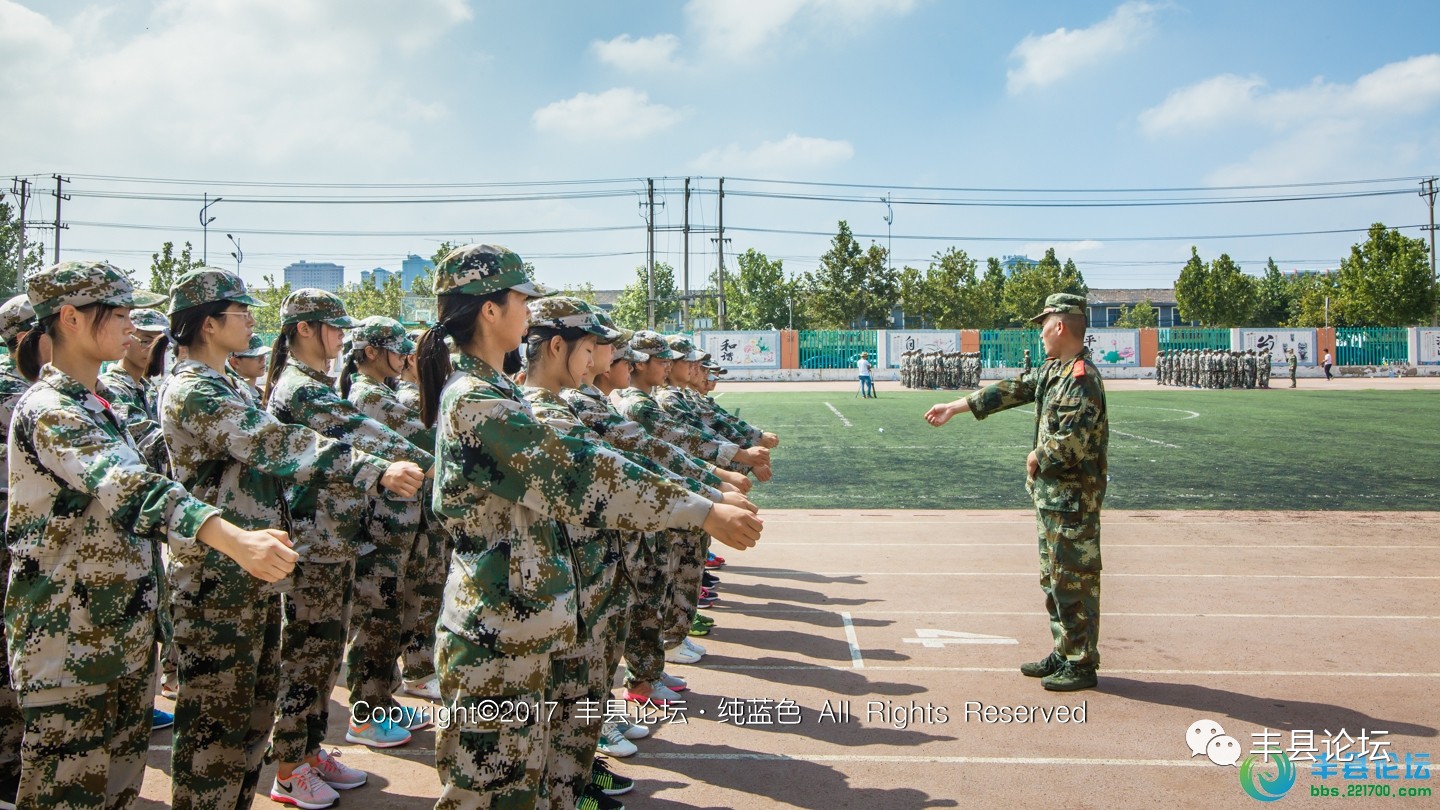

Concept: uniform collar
[[38, 363, 112, 414], [291, 357, 336, 387], [453, 351, 520, 398]]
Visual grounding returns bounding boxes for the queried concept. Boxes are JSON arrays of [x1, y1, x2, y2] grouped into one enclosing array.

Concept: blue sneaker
[[151, 708, 174, 731], [344, 713, 412, 748]]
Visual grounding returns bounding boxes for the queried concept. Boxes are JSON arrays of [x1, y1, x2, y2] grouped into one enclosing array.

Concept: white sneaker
[[664, 645, 701, 665], [646, 681, 685, 703], [402, 676, 441, 701], [658, 671, 688, 691], [313, 748, 367, 790], [597, 721, 638, 757], [682, 638, 706, 656], [617, 718, 650, 740], [270, 763, 339, 809]]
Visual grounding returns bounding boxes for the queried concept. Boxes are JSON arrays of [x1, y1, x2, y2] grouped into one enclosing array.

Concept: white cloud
[[685, 0, 918, 60], [1, 0, 473, 168], [532, 88, 686, 140], [1007, 1, 1159, 94], [592, 33, 683, 72], [1140, 55, 1440, 137], [691, 134, 854, 175]]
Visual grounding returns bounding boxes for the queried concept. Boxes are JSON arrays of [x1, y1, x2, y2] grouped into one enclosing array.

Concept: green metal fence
[[1335, 327, 1409, 366], [979, 329, 1042, 368], [1157, 327, 1231, 352], [798, 330, 877, 369]]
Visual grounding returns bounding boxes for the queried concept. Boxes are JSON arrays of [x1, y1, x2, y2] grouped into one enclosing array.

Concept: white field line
[[840, 611, 864, 669], [734, 568, 1440, 580], [823, 401, 852, 427], [731, 608, 1440, 620], [1110, 428, 1181, 448]]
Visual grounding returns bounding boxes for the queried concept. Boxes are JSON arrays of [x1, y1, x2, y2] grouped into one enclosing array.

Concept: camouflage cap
[[433, 244, 548, 299], [280, 288, 359, 328], [609, 343, 646, 364], [129, 308, 170, 333], [595, 311, 634, 344], [630, 329, 682, 360], [233, 334, 271, 358], [168, 268, 267, 315], [28, 260, 168, 321], [664, 334, 703, 362], [1029, 292, 1088, 323], [526, 296, 624, 342], [0, 294, 36, 342], [351, 315, 416, 355]]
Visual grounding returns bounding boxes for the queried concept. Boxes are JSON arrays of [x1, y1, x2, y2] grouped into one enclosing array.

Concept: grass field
[[719, 388, 1439, 511]]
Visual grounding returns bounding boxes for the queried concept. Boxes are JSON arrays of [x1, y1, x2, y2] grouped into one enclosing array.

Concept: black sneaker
[[702, 572, 720, 587], [591, 757, 635, 796], [1019, 651, 1064, 678], [578, 784, 625, 810], [1042, 661, 1098, 692]]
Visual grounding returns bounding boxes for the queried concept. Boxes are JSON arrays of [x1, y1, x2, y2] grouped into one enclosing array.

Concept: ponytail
[[16, 327, 46, 382], [262, 326, 295, 406], [145, 334, 170, 378], [418, 289, 510, 428], [337, 347, 361, 399]]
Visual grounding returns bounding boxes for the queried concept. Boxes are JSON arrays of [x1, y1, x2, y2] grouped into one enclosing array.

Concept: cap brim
[[323, 316, 362, 328], [229, 292, 268, 307], [117, 290, 168, 310], [511, 280, 550, 299], [396, 338, 417, 355]]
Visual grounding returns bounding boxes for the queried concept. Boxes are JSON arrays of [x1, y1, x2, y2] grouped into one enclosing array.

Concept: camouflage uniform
[[341, 318, 446, 713], [425, 245, 718, 809], [265, 291, 432, 766], [158, 270, 388, 810], [5, 262, 194, 810], [964, 294, 1107, 685], [230, 333, 270, 403], [98, 308, 170, 474], [1287, 350, 1298, 387], [0, 295, 35, 797]]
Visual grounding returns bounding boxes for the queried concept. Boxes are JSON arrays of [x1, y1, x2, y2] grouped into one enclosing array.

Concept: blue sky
[[2, 0, 1438, 292]]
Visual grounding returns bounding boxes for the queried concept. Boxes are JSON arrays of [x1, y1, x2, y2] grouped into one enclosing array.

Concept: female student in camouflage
[[338, 316, 447, 737], [228, 334, 270, 402], [0, 294, 39, 807], [415, 244, 763, 809], [261, 290, 430, 800], [6, 261, 298, 810], [157, 268, 422, 809], [98, 307, 169, 473], [925, 293, 1107, 692]]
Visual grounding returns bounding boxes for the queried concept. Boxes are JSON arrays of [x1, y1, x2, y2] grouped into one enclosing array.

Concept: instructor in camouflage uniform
[[925, 292, 1107, 692]]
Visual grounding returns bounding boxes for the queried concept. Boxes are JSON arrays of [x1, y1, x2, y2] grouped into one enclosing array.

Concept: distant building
[[1086, 288, 1191, 328], [284, 260, 344, 292], [400, 254, 434, 292], [361, 267, 394, 287]]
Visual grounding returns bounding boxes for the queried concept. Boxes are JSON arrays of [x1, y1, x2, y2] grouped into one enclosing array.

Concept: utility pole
[[1422, 177, 1437, 327], [646, 178, 655, 329], [682, 178, 690, 331], [199, 192, 222, 265], [10, 178, 30, 288], [716, 177, 726, 330], [51, 175, 69, 264]]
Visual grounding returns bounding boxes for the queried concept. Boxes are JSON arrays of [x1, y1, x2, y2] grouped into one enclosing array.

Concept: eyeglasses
[[132, 335, 158, 347], [214, 311, 256, 323]]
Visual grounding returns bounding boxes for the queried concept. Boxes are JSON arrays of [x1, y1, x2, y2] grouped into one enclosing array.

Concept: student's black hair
[[262, 323, 300, 406], [522, 325, 591, 371], [149, 299, 234, 377], [416, 289, 513, 428], [17, 302, 114, 382]]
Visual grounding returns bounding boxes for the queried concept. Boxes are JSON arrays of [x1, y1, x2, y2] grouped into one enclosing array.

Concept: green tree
[[252, 274, 293, 336], [0, 196, 45, 296], [338, 275, 405, 321], [149, 241, 204, 295], [1001, 248, 1086, 325], [1286, 271, 1342, 327], [982, 257, 1007, 328], [924, 247, 995, 328], [801, 221, 897, 328], [898, 265, 931, 327], [1114, 300, 1158, 328], [559, 281, 598, 305], [1174, 247, 1257, 326], [720, 249, 799, 329], [1253, 258, 1294, 327], [1336, 223, 1435, 326], [611, 262, 680, 330]]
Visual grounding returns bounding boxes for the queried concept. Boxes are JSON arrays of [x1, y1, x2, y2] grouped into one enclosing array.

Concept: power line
[[728, 224, 1429, 243]]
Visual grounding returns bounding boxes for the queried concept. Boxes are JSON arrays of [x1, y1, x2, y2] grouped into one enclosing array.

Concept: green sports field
[[719, 388, 1439, 511]]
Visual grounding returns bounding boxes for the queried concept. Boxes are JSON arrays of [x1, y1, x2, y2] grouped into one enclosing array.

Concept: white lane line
[[823, 402, 852, 427], [735, 568, 1440, 580], [698, 665, 1440, 678], [731, 608, 1440, 620], [840, 611, 864, 669], [1111, 428, 1180, 449]]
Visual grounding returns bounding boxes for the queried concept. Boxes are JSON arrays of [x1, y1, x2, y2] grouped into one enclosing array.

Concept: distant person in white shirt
[[1322, 349, 1334, 381], [857, 352, 875, 398]]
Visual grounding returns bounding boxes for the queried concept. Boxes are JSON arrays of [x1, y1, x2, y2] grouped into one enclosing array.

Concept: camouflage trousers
[[623, 536, 667, 687], [171, 596, 282, 810], [346, 518, 446, 710], [434, 626, 553, 810], [1036, 509, 1102, 667], [270, 560, 355, 764], [17, 657, 154, 810], [662, 529, 706, 647], [0, 561, 22, 787]]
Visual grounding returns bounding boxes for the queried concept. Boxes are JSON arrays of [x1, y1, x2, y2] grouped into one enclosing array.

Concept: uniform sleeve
[[624, 396, 742, 467], [453, 391, 713, 533], [572, 397, 726, 488], [178, 379, 390, 493], [288, 382, 433, 468], [1033, 377, 1104, 474], [353, 385, 436, 454], [32, 406, 218, 545], [966, 368, 1039, 420]]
